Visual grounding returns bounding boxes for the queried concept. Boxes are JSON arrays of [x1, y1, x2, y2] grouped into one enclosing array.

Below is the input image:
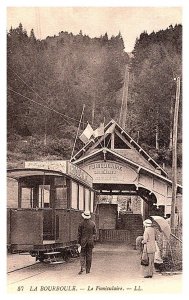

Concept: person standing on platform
[[77, 211, 97, 275], [142, 219, 157, 278]]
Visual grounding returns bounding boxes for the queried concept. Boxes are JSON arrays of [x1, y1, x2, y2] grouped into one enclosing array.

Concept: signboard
[[25, 160, 67, 174], [83, 161, 138, 184], [67, 162, 93, 187], [25, 160, 93, 187]]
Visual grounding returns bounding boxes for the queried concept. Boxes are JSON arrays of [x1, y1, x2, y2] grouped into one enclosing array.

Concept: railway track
[[7, 257, 66, 274], [7, 261, 39, 274], [7, 256, 75, 287], [7, 262, 48, 285], [7, 261, 55, 286]]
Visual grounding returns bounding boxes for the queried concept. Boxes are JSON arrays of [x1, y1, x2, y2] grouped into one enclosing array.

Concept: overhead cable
[[8, 87, 73, 126], [7, 66, 87, 125]]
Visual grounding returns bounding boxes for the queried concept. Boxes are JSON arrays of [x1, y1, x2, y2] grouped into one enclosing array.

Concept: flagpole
[[70, 104, 85, 161]]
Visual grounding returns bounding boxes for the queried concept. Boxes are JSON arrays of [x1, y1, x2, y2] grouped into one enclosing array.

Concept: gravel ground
[[7, 242, 182, 294]]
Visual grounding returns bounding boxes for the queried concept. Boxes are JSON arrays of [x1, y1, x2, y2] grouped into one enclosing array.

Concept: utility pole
[[119, 64, 130, 129], [70, 104, 85, 161], [155, 124, 159, 150], [44, 116, 47, 146], [92, 101, 95, 126], [170, 77, 180, 233], [169, 96, 174, 150]]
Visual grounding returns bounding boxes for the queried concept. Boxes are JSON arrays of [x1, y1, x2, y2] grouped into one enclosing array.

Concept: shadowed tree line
[[7, 23, 182, 167]]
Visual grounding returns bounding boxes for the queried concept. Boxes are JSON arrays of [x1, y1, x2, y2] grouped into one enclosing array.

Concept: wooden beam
[[111, 132, 115, 150], [100, 191, 137, 195], [18, 181, 22, 208], [115, 130, 132, 148]]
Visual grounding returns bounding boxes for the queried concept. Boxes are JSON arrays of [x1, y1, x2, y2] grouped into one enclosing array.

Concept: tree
[[128, 25, 182, 156]]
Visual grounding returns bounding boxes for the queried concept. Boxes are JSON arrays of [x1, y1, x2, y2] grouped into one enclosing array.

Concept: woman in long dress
[[142, 219, 157, 278]]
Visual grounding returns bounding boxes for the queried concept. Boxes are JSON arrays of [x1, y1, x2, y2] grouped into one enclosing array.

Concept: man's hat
[[81, 211, 91, 219], [143, 219, 152, 227]]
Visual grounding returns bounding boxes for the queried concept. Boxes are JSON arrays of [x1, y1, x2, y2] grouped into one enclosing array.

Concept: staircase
[[98, 213, 144, 246]]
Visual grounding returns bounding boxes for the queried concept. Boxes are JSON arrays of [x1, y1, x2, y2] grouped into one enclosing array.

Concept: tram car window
[[71, 181, 79, 209], [79, 185, 84, 211], [7, 160, 98, 263], [91, 191, 94, 213], [84, 188, 90, 211]]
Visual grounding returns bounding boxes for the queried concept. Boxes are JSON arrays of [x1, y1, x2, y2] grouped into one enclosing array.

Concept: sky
[[7, 6, 182, 52]]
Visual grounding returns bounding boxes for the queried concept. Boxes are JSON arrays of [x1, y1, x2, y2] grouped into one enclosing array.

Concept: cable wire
[[7, 65, 87, 125], [7, 87, 73, 126]]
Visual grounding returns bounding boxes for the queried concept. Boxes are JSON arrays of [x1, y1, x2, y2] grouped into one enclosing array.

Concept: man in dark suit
[[77, 211, 97, 274]]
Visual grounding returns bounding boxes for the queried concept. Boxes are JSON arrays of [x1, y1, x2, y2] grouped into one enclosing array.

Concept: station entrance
[[71, 120, 182, 244]]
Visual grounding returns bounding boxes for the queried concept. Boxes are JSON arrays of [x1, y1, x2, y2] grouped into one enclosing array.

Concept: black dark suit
[[78, 219, 96, 273]]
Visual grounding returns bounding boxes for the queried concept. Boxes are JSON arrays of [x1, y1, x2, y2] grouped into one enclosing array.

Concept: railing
[[99, 229, 131, 243], [165, 231, 182, 271]]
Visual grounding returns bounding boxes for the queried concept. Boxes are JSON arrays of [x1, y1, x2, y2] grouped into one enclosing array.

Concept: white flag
[[79, 123, 94, 144], [93, 122, 104, 138]]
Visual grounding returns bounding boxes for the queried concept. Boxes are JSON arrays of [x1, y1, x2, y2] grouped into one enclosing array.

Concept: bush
[[7, 134, 74, 161], [141, 144, 182, 167]]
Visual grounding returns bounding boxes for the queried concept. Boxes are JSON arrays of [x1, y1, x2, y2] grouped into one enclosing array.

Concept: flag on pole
[[79, 123, 94, 144], [93, 122, 105, 138]]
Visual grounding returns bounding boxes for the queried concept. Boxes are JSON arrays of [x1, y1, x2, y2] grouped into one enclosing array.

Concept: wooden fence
[[99, 229, 131, 243]]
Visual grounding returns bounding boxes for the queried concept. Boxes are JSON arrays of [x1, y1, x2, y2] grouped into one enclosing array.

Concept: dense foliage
[[128, 25, 182, 146], [7, 24, 182, 166]]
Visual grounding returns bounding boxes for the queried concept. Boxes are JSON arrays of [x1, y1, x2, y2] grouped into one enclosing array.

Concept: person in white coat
[[142, 219, 157, 278]]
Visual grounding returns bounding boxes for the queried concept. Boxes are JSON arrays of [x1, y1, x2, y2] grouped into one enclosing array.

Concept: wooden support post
[[33, 186, 39, 208], [170, 77, 180, 233], [41, 172, 45, 208], [111, 132, 115, 150], [18, 181, 22, 208]]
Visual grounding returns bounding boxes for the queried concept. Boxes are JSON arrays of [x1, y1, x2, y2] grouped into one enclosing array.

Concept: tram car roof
[[7, 160, 93, 188]]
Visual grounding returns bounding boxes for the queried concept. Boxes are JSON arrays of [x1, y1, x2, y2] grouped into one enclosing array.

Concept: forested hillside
[[7, 24, 182, 168]]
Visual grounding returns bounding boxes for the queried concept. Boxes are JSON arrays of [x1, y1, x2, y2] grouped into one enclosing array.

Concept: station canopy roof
[[71, 119, 168, 177], [7, 168, 63, 180]]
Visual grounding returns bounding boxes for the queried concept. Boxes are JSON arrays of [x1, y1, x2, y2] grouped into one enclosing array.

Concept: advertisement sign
[[84, 161, 138, 184], [25, 160, 67, 174], [67, 162, 93, 187]]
